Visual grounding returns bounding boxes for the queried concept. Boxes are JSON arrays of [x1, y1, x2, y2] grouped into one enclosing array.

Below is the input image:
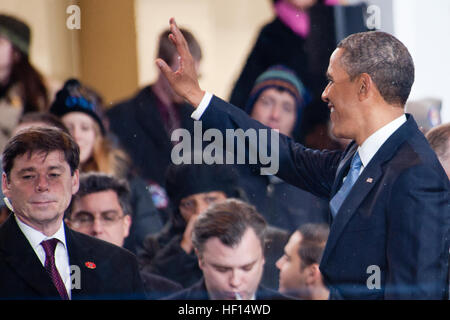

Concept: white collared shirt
[[356, 114, 407, 173], [191, 91, 213, 120], [15, 215, 72, 299]]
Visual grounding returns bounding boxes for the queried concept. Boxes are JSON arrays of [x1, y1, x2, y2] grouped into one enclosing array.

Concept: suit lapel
[[0, 216, 60, 298], [65, 226, 97, 299], [330, 142, 358, 196], [321, 164, 383, 265], [321, 116, 414, 266]]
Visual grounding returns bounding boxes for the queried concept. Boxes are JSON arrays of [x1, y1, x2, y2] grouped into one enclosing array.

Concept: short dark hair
[[297, 223, 329, 269], [18, 112, 70, 134], [337, 31, 414, 106], [192, 199, 267, 257], [2, 127, 79, 179], [68, 172, 132, 219], [426, 122, 450, 161], [157, 27, 202, 65]]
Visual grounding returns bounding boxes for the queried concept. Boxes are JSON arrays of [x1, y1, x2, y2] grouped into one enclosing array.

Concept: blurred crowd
[[0, 0, 448, 300]]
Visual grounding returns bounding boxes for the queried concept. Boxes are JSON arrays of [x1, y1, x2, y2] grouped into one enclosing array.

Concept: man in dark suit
[[0, 127, 146, 300], [166, 199, 289, 300], [156, 18, 449, 299]]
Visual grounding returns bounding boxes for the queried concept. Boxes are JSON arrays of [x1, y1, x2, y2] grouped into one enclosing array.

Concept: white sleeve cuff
[[191, 91, 213, 120]]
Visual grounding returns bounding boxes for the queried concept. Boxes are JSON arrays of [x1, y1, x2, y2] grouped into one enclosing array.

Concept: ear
[[357, 73, 372, 101], [71, 169, 80, 195], [306, 263, 322, 285], [195, 249, 204, 270], [122, 215, 132, 238], [2, 172, 10, 199]]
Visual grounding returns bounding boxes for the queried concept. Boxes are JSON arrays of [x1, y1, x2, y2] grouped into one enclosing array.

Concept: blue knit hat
[[245, 65, 310, 128], [50, 79, 106, 135]]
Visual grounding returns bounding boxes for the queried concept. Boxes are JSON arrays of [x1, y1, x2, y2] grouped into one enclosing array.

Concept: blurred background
[[0, 0, 449, 122]]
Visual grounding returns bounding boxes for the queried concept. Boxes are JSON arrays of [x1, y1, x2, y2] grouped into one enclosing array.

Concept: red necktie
[[41, 238, 69, 300]]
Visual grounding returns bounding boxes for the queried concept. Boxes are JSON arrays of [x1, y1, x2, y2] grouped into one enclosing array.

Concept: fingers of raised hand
[[169, 18, 190, 57]]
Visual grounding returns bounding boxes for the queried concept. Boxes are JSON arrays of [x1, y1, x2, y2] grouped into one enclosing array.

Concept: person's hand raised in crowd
[[180, 213, 200, 254], [156, 17, 205, 108]]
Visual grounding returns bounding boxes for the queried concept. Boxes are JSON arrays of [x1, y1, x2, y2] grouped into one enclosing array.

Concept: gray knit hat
[[0, 14, 31, 55]]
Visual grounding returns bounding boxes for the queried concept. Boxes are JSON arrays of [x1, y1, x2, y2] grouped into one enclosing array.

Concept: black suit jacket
[[0, 216, 146, 300], [199, 95, 450, 300], [106, 85, 195, 187], [164, 278, 290, 300]]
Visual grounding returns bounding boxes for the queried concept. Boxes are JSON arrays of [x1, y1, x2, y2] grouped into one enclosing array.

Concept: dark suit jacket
[[140, 270, 183, 300], [164, 278, 290, 300], [199, 95, 450, 300], [106, 85, 195, 187], [0, 215, 146, 300]]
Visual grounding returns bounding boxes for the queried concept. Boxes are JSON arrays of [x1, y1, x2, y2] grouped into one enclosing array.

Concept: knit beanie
[[245, 65, 310, 127], [0, 14, 31, 55], [165, 162, 241, 211], [50, 79, 106, 135]]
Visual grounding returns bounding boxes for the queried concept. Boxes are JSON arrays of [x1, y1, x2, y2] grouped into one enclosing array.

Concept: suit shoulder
[[163, 280, 208, 300], [257, 286, 292, 300], [393, 136, 448, 180], [107, 86, 152, 118], [68, 228, 136, 260]]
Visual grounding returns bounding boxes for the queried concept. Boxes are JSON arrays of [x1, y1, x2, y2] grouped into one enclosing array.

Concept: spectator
[[238, 65, 329, 231], [138, 162, 245, 288], [229, 0, 338, 147], [106, 27, 203, 220], [0, 14, 49, 152], [66, 172, 183, 299], [426, 122, 450, 179], [50, 79, 163, 253], [0, 127, 146, 299], [276, 223, 330, 299], [0, 112, 70, 225], [139, 161, 289, 290], [166, 198, 290, 300]]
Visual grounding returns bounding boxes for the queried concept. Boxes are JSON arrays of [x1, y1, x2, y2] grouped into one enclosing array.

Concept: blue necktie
[[330, 152, 362, 218]]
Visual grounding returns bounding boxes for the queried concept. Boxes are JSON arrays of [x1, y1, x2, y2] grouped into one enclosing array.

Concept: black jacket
[[165, 278, 291, 300], [106, 85, 195, 187], [0, 216, 146, 300]]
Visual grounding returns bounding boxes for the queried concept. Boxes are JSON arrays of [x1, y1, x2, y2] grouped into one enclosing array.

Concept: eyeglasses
[[69, 212, 125, 228]]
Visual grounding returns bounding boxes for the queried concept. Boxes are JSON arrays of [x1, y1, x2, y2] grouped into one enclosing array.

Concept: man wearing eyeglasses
[[66, 172, 184, 299], [66, 172, 132, 247]]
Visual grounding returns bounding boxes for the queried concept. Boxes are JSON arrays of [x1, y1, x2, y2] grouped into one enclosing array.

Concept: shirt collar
[[15, 215, 67, 250], [358, 114, 407, 168]]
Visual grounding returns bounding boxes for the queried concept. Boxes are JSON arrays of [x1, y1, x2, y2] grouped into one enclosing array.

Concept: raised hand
[[156, 18, 205, 108]]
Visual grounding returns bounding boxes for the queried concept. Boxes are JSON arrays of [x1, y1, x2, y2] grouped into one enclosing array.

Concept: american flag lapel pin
[[366, 177, 373, 183]]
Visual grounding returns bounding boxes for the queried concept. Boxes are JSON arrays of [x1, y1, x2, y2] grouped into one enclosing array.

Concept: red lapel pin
[[85, 261, 96, 269]]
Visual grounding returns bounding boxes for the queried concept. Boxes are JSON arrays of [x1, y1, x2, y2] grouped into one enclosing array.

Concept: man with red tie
[[0, 127, 146, 299]]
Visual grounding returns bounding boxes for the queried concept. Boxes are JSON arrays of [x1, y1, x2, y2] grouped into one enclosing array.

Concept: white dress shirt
[[15, 216, 72, 299], [191, 91, 213, 120], [356, 114, 407, 174]]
